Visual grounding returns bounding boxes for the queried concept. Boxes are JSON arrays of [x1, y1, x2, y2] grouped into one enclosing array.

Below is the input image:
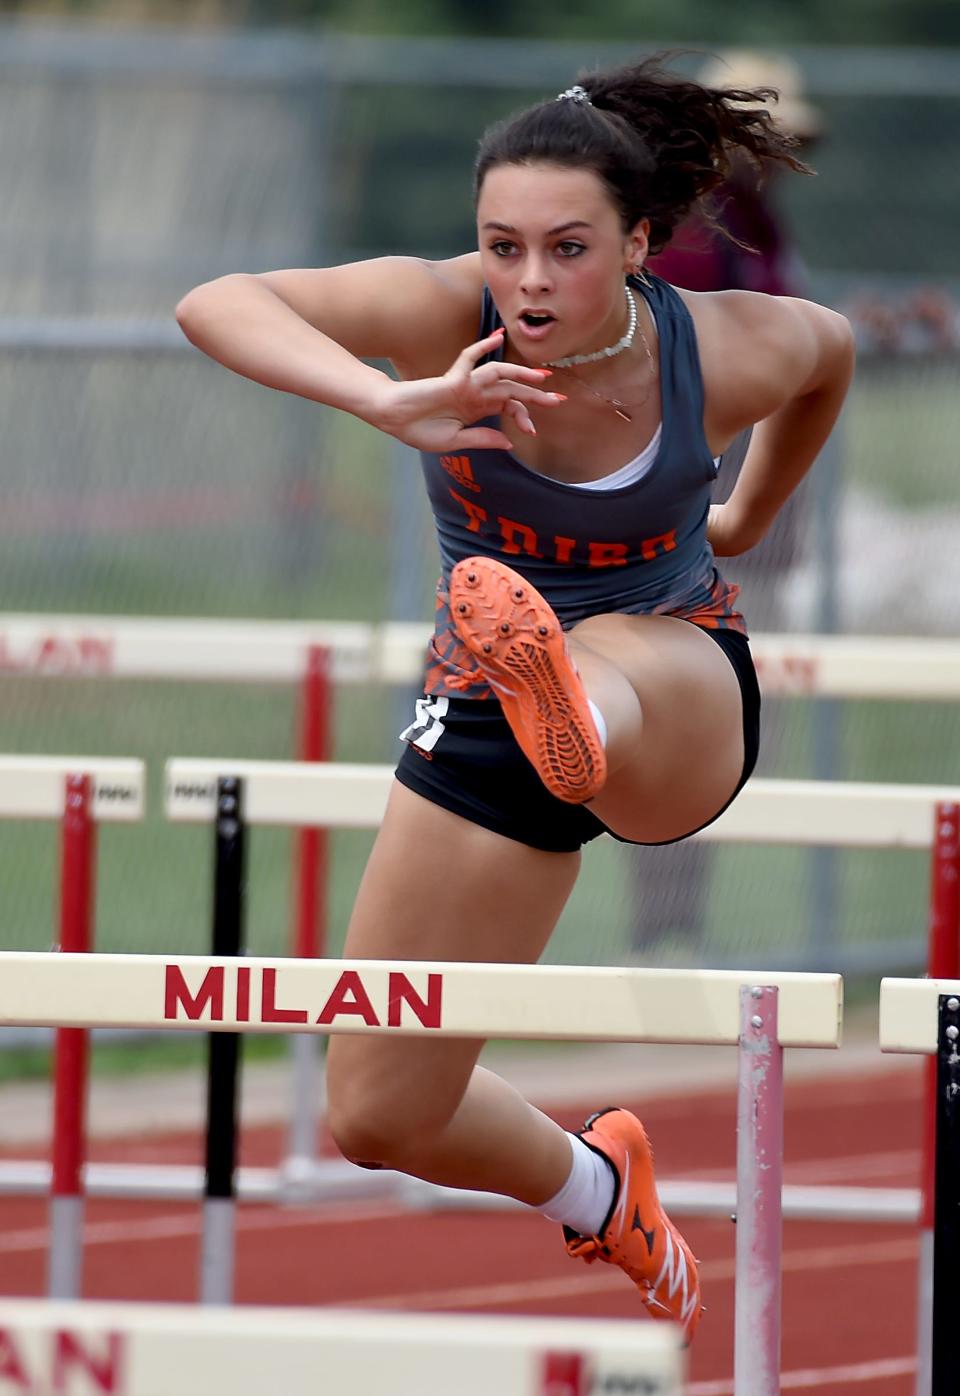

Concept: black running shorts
[[394, 627, 761, 854]]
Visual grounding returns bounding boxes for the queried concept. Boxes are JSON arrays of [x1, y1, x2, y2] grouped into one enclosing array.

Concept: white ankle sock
[[536, 1132, 617, 1236], [587, 699, 608, 749]]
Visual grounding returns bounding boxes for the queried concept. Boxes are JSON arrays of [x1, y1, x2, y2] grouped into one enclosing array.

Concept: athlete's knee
[[326, 1051, 460, 1169], [327, 1096, 454, 1171], [327, 1103, 408, 1171]]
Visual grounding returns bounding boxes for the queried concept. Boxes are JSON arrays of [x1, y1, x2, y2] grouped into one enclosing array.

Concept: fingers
[[456, 426, 518, 451], [472, 357, 556, 389], [485, 380, 566, 410], [503, 397, 537, 437], [456, 327, 509, 371], [457, 329, 553, 386]]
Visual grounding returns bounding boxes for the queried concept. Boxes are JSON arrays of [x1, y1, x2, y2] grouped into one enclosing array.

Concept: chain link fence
[[1, 25, 958, 976]]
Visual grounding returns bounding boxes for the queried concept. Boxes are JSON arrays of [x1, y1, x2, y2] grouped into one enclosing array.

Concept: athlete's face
[[477, 162, 649, 364]]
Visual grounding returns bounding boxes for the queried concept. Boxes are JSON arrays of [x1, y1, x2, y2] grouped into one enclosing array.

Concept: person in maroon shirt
[[634, 52, 823, 958], [650, 51, 821, 298]]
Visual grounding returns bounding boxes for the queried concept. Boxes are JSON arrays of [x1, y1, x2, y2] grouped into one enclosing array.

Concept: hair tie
[[555, 85, 592, 106]]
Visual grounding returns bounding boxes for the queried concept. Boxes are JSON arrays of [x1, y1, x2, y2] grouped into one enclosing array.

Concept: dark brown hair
[[474, 53, 812, 254]]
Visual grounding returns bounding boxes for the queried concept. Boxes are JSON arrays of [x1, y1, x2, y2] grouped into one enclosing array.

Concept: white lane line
[[687, 1354, 915, 1393], [677, 1149, 919, 1187], [0, 1200, 403, 1254], [347, 1235, 918, 1312]]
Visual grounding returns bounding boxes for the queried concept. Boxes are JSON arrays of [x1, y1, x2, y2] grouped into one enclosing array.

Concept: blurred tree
[[232, 0, 960, 44], [10, 0, 960, 41]]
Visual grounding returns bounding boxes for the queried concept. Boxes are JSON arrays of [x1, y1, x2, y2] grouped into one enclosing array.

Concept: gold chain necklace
[[555, 319, 657, 423]]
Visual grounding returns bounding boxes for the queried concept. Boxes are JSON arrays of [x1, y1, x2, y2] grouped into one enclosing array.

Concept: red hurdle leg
[[293, 644, 331, 963], [48, 772, 96, 1299], [286, 644, 332, 1187]]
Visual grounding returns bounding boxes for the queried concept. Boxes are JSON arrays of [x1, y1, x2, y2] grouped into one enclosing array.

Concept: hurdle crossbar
[[0, 757, 145, 822], [3, 612, 960, 696], [0, 953, 843, 1048], [0, 1301, 684, 1396], [165, 759, 960, 849], [880, 978, 960, 1054]]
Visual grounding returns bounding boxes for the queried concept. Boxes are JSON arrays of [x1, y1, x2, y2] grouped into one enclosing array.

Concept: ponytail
[[474, 53, 812, 253]]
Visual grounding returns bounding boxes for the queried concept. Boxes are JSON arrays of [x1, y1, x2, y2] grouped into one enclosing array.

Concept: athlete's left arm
[[702, 294, 855, 557]]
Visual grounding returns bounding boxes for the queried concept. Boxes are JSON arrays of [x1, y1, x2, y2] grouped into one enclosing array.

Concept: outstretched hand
[[374, 328, 565, 453]]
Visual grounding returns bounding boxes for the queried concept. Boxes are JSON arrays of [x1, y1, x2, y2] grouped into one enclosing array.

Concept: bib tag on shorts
[[399, 695, 450, 753]]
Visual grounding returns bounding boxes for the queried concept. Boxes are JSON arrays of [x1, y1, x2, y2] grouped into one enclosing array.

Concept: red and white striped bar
[[165, 759, 960, 849], [0, 1301, 684, 1396], [3, 611, 960, 696], [0, 953, 843, 1048]]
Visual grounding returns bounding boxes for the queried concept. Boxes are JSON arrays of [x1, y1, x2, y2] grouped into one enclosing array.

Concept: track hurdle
[[881, 977, 960, 1396], [4, 612, 960, 696], [0, 1303, 684, 1396], [0, 756, 145, 1302], [157, 761, 953, 1225], [0, 949, 843, 1396], [0, 613, 358, 1185]]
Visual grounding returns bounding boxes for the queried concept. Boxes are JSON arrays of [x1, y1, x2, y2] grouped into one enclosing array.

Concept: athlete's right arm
[[175, 255, 561, 452]]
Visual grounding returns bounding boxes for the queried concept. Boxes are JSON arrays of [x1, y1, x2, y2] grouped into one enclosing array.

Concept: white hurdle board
[[165, 759, 960, 850], [0, 1302, 684, 1396], [0, 757, 145, 822], [0, 953, 843, 1048], [879, 977, 960, 1054], [3, 611, 960, 696]]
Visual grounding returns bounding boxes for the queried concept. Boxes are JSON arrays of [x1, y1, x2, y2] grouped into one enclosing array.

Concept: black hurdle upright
[[200, 775, 246, 1305], [933, 992, 960, 1395]]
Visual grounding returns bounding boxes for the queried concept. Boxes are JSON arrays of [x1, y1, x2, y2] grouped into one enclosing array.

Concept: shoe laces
[[442, 669, 476, 693], [565, 1234, 601, 1264]]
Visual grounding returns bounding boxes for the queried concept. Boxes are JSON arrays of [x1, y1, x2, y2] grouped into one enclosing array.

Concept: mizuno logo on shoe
[[631, 1205, 656, 1256], [654, 1230, 700, 1329]]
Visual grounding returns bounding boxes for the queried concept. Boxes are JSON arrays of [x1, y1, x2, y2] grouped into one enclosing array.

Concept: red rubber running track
[[0, 1062, 922, 1394]]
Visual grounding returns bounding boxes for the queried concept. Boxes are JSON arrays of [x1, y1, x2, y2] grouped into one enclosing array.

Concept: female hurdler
[[176, 56, 854, 1342]]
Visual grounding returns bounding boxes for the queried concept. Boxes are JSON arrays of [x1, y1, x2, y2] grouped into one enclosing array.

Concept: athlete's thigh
[[576, 614, 745, 843], [326, 780, 580, 1127]]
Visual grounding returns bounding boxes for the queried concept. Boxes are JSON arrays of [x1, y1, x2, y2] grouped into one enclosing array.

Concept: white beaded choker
[[544, 283, 638, 369]]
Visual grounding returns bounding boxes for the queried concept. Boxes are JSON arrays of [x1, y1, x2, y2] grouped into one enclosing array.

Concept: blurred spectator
[[629, 51, 821, 962], [847, 286, 959, 356], [651, 51, 821, 298]]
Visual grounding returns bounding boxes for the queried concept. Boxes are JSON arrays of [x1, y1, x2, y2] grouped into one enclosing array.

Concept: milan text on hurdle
[[163, 964, 444, 1029], [0, 1327, 122, 1393]]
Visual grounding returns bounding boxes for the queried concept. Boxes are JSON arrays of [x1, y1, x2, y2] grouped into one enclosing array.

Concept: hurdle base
[[277, 1153, 382, 1206], [0, 1162, 921, 1222], [0, 1159, 394, 1204], [395, 1176, 920, 1224]]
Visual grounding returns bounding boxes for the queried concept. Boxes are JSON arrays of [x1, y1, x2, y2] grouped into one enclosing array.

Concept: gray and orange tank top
[[419, 272, 745, 700]]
